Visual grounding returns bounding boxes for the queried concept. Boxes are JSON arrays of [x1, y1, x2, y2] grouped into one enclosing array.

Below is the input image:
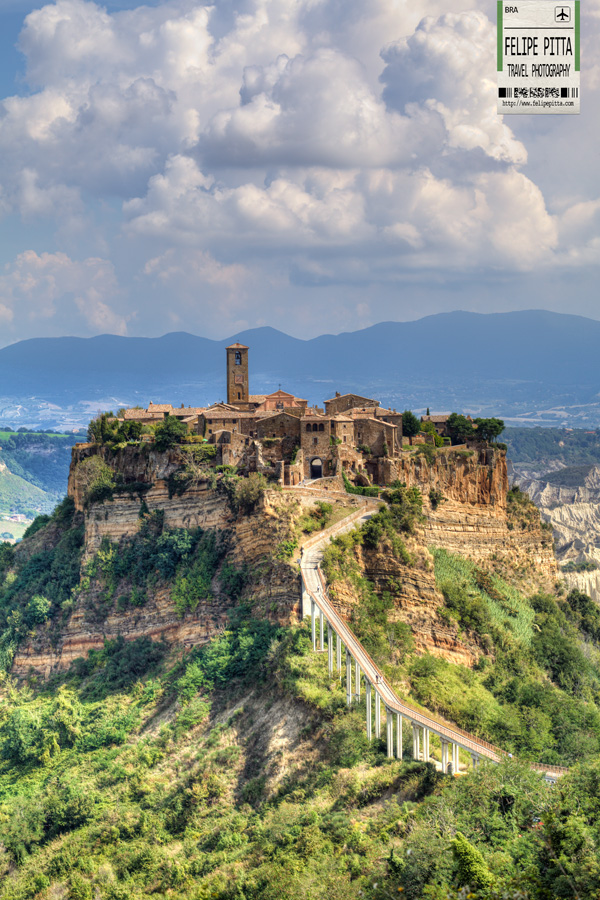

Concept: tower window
[[306, 424, 311, 432], [235, 350, 242, 365], [237, 392, 241, 400], [319, 423, 324, 432]]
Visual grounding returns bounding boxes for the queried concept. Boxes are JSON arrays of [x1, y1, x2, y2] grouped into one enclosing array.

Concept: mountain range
[[1, 309, 599, 430]]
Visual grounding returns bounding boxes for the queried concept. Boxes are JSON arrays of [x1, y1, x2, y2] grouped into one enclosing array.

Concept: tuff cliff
[[324, 447, 557, 668], [11, 442, 557, 679]]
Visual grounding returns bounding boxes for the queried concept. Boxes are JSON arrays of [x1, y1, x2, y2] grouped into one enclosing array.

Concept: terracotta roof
[[354, 416, 396, 428], [422, 414, 451, 423], [205, 410, 256, 419], [123, 409, 161, 419], [324, 393, 379, 405], [257, 411, 301, 422], [205, 402, 239, 412], [173, 407, 205, 416], [148, 403, 175, 413], [249, 394, 267, 403], [226, 342, 249, 349]]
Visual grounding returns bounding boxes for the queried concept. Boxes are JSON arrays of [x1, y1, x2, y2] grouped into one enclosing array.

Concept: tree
[[154, 415, 188, 451], [474, 417, 505, 443], [87, 412, 117, 443], [402, 410, 421, 438], [446, 413, 475, 444], [73, 456, 115, 505]]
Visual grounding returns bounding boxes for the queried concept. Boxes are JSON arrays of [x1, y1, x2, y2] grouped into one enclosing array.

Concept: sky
[[0, 0, 598, 345]]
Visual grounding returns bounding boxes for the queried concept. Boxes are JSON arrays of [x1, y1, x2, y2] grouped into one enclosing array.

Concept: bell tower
[[226, 343, 249, 406]]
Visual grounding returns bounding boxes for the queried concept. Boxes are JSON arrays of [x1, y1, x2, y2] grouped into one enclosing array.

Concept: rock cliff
[[325, 448, 556, 668], [12, 442, 557, 678]]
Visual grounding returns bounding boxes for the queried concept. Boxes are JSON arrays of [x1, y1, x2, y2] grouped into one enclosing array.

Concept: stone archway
[[310, 457, 323, 479]]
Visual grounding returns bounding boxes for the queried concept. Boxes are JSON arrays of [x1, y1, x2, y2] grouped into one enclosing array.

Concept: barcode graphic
[[571, 87, 579, 98], [498, 87, 513, 98]]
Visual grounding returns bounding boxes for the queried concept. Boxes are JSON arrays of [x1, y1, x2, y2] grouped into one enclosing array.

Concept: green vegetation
[[0, 498, 83, 669], [562, 559, 598, 573], [298, 501, 334, 535], [429, 548, 600, 763], [80, 515, 239, 616], [402, 409, 421, 438], [504, 426, 600, 465], [342, 470, 379, 497], [2, 606, 600, 899]]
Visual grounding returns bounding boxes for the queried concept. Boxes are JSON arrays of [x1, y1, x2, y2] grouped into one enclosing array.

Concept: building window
[[237, 392, 241, 400], [312, 423, 318, 432], [235, 350, 242, 365], [306, 424, 311, 432], [343, 436, 347, 443], [319, 423, 324, 432], [313, 437, 318, 445]]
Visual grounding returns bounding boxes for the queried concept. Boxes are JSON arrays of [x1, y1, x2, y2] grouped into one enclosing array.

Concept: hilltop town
[[102, 343, 502, 488]]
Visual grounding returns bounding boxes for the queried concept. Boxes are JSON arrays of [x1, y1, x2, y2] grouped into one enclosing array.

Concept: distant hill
[[1, 310, 600, 429], [0, 432, 80, 531]]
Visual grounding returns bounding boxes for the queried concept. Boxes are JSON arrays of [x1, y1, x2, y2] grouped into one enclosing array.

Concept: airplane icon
[[555, 6, 571, 21]]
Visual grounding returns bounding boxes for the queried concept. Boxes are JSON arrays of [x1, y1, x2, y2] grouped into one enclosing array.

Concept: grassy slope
[[1, 494, 600, 898], [0, 467, 53, 518], [0, 432, 79, 524]]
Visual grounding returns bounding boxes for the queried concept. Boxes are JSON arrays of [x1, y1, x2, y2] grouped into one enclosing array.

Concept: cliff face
[[12, 444, 305, 679], [326, 449, 557, 668], [12, 443, 557, 678]]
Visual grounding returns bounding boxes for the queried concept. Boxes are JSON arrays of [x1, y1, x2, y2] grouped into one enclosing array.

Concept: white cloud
[[0, 0, 596, 343], [0, 250, 128, 337]]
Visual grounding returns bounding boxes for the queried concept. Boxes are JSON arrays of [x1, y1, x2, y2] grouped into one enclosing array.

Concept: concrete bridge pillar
[[336, 634, 342, 673], [319, 610, 324, 651], [301, 576, 311, 618], [311, 599, 316, 651], [441, 740, 449, 773], [470, 752, 480, 770], [327, 623, 333, 675], [366, 680, 372, 741], [345, 650, 352, 706], [423, 727, 430, 761], [452, 743, 460, 774], [412, 724, 420, 760], [375, 692, 381, 738], [355, 660, 361, 701], [386, 709, 394, 758], [396, 714, 403, 760]]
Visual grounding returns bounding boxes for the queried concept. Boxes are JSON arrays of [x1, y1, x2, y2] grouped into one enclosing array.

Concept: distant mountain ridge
[[1, 310, 600, 429]]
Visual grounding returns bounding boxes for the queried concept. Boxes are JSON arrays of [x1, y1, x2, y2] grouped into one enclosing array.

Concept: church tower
[[226, 343, 249, 406]]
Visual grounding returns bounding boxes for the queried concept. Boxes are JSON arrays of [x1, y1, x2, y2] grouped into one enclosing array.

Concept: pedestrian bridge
[[298, 501, 568, 783]]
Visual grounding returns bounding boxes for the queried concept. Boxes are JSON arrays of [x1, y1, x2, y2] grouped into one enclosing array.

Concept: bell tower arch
[[226, 343, 249, 406]]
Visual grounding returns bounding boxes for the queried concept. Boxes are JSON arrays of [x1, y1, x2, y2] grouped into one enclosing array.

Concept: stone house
[[324, 392, 380, 416]]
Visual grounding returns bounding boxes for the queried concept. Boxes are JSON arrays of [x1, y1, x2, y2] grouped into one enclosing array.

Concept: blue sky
[[0, 0, 598, 345]]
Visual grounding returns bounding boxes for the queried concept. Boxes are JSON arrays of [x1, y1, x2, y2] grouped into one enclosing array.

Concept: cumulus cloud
[[0, 0, 596, 343], [0, 250, 128, 337]]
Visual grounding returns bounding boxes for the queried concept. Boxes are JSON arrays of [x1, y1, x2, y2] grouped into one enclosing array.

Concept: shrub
[[74, 456, 115, 506], [154, 416, 189, 451], [235, 473, 268, 513], [451, 832, 495, 890]]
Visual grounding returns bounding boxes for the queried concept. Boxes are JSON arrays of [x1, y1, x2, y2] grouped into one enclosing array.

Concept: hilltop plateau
[[2, 411, 600, 898]]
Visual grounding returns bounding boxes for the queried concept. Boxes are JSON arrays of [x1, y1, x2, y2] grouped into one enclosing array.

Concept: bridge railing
[[312, 568, 504, 760]]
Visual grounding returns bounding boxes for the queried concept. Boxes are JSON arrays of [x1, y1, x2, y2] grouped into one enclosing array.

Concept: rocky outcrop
[[12, 442, 559, 679], [514, 464, 600, 600], [380, 446, 509, 509]]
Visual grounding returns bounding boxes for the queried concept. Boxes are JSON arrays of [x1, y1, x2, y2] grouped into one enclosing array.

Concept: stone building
[[116, 343, 444, 486], [324, 392, 380, 416]]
